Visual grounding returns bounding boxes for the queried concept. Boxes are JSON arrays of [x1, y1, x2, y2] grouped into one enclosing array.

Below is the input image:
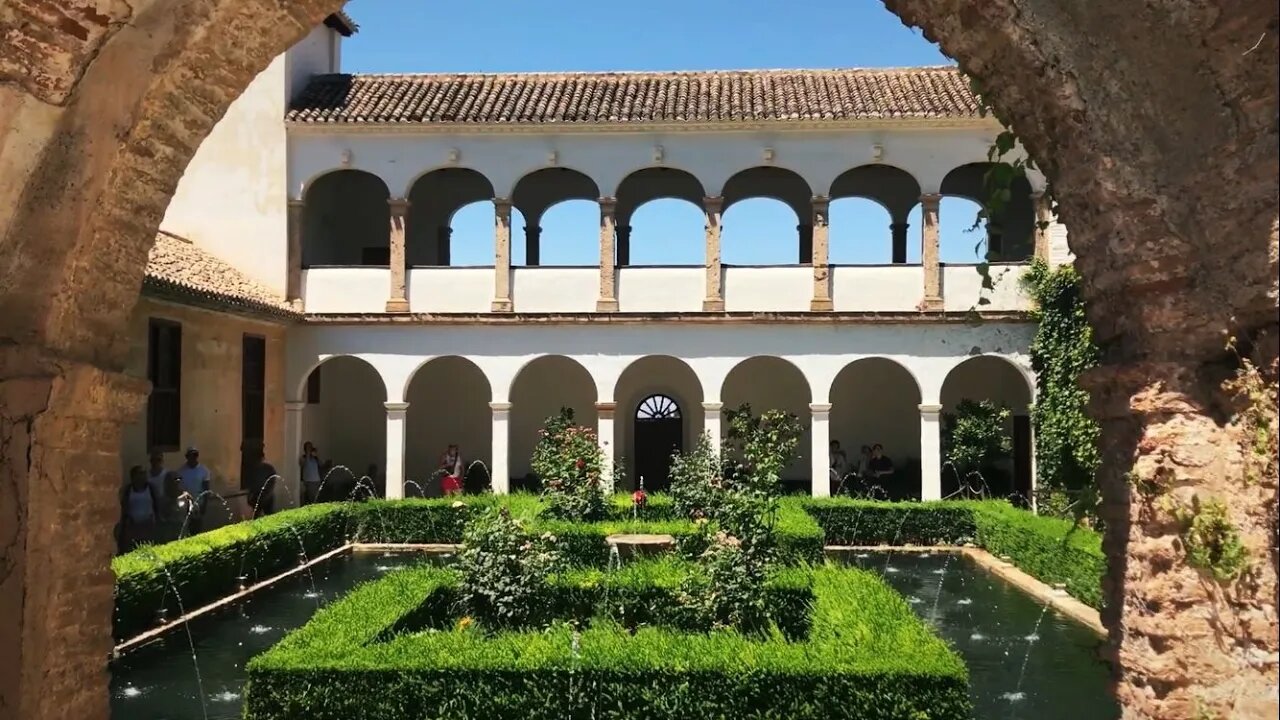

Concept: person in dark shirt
[[245, 447, 277, 518], [868, 443, 894, 479]]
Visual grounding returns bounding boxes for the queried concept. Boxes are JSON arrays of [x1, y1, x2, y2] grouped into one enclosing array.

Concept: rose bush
[[531, 408, 611, 521]]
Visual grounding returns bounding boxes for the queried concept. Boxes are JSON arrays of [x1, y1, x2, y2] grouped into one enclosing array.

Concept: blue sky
[[340, 1, 987, 266]]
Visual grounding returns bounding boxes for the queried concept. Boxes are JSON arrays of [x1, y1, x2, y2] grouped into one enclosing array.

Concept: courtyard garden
[[110, 406, 1115, 720]]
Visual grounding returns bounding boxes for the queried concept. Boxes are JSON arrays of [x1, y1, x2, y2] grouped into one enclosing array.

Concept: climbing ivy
[[1021, 259, 1102, 521]]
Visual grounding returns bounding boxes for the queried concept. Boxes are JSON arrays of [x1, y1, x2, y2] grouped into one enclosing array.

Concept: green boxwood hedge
[[245, 564, 971, 720], [798, 498, 1105, 608]]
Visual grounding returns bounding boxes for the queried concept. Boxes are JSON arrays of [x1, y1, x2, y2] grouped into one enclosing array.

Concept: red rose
[[576, 459, 585, 469]]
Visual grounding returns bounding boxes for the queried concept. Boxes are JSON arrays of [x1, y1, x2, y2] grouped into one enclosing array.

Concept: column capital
[[489, 401, 512, 413], [288, 198, 305, 209], [598, 196, 617, 213], [384, 401, 410, 414], [811, 195, 830, 211], [703, 195, 724, 213], [918, 403, 943, 416], [890, 221, 910, 230], [920, 192, 942, 208], [285, 400, 308, 412], [702, 401, 724, 412], [388, 197, 411, 215], [594, 401, 617, 417], [809, 403, 833, 414], [493, 197, 512, 214]]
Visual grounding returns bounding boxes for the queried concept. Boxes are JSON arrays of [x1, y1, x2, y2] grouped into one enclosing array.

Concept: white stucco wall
[[941, 264, 1033, 312], [408, 269, 493, 313], [830, 266, 924, 311], [302, 268, 389, 313], [723, 268, 812, 312], [617, 268, 704, 312]]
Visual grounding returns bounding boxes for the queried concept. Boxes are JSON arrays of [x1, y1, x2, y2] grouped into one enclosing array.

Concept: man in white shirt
[[175, 446, 211, 534]]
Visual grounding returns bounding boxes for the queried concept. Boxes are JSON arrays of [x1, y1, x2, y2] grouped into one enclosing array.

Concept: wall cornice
[[301, 310, 1032, 326], [285, 117, 999, 138]]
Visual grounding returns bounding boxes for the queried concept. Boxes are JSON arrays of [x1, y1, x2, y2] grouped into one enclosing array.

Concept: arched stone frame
[[1, 3, 1276, 718], [511, 167, 602, 266], [295, 354, 388, 491], [828, 164, 924, 265], [612, 355, 706, 490], [720, 166, 814, 266], [301, 169, 392, 267], [827, 357, 926, 499], [938, 354, 1036, 503], [614, 167, 707, 267], [939, 163, 1035, 262], [404, 167, 496, 267], [403, 355, 494, 494], [507, 355, 600, 486], [719, 356, 814, 484]]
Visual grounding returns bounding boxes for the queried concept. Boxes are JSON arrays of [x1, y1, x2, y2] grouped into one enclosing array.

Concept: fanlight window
[[636, 394, 681, 420]]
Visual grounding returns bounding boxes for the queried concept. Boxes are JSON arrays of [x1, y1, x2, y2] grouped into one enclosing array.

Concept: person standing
[[175, 446, 211, 534], [299, 441, 322, 504], [146, 450, 170, 508], [118, 465, 160, 553], [245, 447, 277, 518], [438, 443, 464, 496]]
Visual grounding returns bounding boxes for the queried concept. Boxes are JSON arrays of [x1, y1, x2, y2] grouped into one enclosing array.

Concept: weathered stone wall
[[0, 1, 1275, 719]]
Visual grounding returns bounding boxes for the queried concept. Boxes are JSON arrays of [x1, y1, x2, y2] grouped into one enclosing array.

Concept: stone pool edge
[[828, 544, 1105, 637]]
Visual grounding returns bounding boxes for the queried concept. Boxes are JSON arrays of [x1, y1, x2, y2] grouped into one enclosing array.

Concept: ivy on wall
[[1022, 259, 1102, 519]]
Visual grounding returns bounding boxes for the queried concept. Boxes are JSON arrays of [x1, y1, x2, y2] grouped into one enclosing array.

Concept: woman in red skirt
[[439, 443, 464, 496]]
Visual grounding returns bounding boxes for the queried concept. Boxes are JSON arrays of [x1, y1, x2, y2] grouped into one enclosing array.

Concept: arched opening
[[939, 163, 1035, 262], [509, 355, 598, 491], [829, 165, 922, 264], [829, 358, 923, 500], [939, 355, 1034, 503], [299, 356, 387, 500], [406, 168, 494, 267], [616, 167, 706, 266], [302, 170, 391, 266], [722, 167, 812, 265], [512, 168, 600, 266], [404, 356, 492, 496], [614, 355, 704, 490], [448, 200, 498, 267], [720, 356, 812, 491]]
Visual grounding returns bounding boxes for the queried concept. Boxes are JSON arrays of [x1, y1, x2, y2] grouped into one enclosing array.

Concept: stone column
[[890, 222, 909, 264], [286, 199, 305, 309], [810, 403, 832, 497], [810, 196, 833, 311], [1032, 190, 1052, 262], [489, 402, 511, 494], [597, 197, 619, 312], [702, 196, 725, 312], [616, 224, 632, 267], [492, 199, 513, 312], [525, 225, 542, 266], [384, 402, 409, 499], [920, 194, 943, 311], [919, 403, 943, 501], [797, 224, 814, 265], [595, 402, 617, 489], [386, 198, 410, 313], [284, 400, 306, 507], [702, 401, 723, 455], [436, 226, 453, 266], [0, 352, 148, 720]]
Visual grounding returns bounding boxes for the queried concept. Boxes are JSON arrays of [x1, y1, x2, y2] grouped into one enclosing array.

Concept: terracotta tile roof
[[143, 232, 298, 320], [286, 66, 979, 126], [324, 11, 358, 37]]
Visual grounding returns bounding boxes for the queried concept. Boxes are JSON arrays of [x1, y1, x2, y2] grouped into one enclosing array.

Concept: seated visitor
[[439, 443, 464, 496], [828, 440, 849, 493], [118, 465, 160, 553], [869, 443, 894, 479], [856, 445, 872, 479]]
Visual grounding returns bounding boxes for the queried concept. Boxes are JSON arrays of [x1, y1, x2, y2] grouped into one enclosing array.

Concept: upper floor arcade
[[284, 68, 1065, 317]]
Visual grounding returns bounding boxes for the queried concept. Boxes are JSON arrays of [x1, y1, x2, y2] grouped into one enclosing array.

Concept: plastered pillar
[[384, 402, 409, 499]]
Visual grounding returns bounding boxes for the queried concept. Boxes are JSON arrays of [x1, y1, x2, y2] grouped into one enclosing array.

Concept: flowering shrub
[[531, 408, 610, 521], [676, 529, 770, 634], [456, 507, 562, 629]]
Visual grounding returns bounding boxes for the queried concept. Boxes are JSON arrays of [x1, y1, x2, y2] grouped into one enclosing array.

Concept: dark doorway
[[633, 394, 683, 492], [1012, 414, 1033, 507], [240, 335, 267, 487]]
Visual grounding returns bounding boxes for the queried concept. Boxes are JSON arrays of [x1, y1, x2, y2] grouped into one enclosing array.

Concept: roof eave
[[324, 11, 358, 37], [284, 116, 997, 135]]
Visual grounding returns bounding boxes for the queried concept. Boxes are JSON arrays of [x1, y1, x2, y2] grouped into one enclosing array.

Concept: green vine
[[1021, 259, 1102, 522]]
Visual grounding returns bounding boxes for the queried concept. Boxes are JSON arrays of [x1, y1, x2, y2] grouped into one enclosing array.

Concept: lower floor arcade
[[288, 321, 1036, 503]]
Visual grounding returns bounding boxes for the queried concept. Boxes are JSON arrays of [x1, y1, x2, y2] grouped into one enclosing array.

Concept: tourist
[[439, 443, 464, 496], [829, 440, 849, 494], [856, 445, 873, 479], [244, 447, 277, 518], [146, 449, 170, 506], [869, 443, 894, 480], [175, 446, 211, 534], [299, 441, 322, 504], [118, 465, 160, 553]]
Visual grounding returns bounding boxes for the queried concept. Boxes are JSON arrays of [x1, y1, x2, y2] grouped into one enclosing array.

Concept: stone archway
[[0, 2, 1275, 719]]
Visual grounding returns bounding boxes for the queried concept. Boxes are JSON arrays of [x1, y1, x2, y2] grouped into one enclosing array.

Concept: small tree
[[943, 399, 1013, 489], [530, 407, 609, 521], [456, 507, 562, 629]]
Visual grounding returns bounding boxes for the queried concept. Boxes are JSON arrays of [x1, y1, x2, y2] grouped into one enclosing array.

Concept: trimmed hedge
[[111, 503, 352, 639], [800, 498, 1105, 608], [245, 565, 970, 720]]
